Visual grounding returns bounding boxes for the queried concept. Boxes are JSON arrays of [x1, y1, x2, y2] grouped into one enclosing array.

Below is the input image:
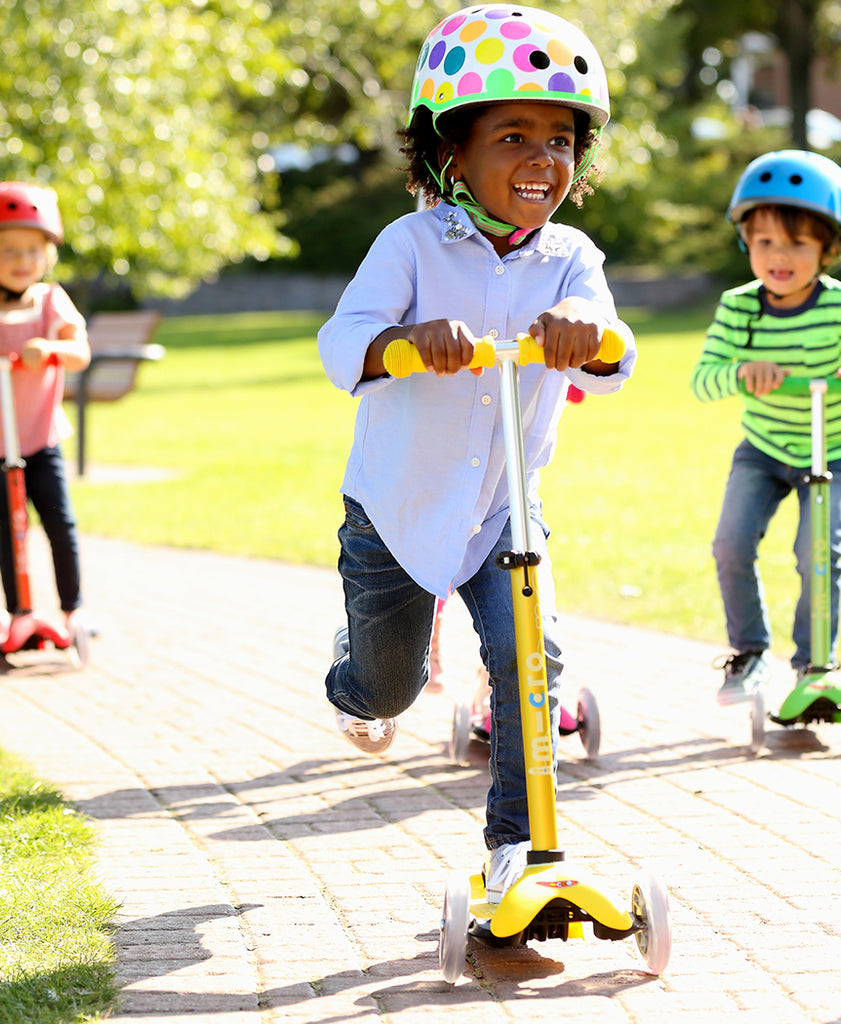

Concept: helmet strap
[[429, 151, 531, 247], [0, 285, 26, 303]]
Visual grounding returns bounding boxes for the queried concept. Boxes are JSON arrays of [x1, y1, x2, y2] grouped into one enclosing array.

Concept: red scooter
[[0, 353, 88, 667]]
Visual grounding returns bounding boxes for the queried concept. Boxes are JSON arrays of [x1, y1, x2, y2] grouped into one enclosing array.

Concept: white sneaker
[[485, 841, 531, 905], [331, 625, 397, 753], [335, 711, 397, 754]]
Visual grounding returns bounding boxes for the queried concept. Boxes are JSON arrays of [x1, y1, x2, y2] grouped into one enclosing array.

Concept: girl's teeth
[[515, 186, 548, 200]]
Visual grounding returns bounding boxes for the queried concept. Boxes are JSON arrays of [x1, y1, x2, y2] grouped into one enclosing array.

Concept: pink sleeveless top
[[0, 283, 86, 458]]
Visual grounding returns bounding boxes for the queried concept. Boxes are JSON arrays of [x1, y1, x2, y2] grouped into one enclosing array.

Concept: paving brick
[[2, 529, 841, 1021]]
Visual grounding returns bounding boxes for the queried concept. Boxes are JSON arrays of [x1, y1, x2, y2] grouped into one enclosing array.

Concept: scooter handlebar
[[383, 329, 626, 379], [750, 375, 841, 396], [0, 352, 60, 370]]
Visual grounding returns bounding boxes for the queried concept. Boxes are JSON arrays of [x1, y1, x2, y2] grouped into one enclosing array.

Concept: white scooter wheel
[[449, 699, 472, 765], [576, 687, 601, 759], [439, 871, 470, 984], [69, 623, 91, 670], [750, 685, 765, 754], [631, 866, 672, 975]]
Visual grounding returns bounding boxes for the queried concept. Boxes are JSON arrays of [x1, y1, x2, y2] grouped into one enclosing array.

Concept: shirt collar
[[435, 204, 571, 260]]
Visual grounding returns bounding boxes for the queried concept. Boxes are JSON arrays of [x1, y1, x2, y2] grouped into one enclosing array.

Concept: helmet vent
[[531, 51, 550, 70], [790, 174, 803, 185], [759, 172, 772, 182], [574, 56, 589, 74]]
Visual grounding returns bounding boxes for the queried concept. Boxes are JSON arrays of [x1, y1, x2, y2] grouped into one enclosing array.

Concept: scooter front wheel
[[439, 871, 470, 984], [577, 687, 601, 759], [631, 866, 672, 975]]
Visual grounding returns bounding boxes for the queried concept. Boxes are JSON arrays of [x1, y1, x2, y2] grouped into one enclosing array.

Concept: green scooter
[[750, 376, 841, 752]]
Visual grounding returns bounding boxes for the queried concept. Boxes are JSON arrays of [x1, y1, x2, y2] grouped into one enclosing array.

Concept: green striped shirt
[[690, 277, 841, 466]]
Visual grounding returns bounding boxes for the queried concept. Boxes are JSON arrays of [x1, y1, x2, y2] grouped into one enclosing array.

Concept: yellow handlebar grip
[[384, 337, 498, 377], [383, 338, 426, 378], [517, 329, 625, 365], [516, 333, 545, 365], [598, 328, 625, 363]]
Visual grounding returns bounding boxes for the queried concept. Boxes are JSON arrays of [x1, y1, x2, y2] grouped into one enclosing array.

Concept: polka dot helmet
[[0, 182, 63, 244], [728, 150, 841, 235], [409, 5, 609, 179]]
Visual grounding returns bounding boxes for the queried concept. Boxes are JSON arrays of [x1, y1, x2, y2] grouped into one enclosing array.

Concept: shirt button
[[494, 265, 504, 275], [481, 394, 492, 405], [488, 329, 499, 338], [471, 457, 481, 467], [472, 524, 482, 534]]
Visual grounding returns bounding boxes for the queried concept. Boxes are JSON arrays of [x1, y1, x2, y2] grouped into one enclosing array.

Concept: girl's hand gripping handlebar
[[383, 329, 626, 378]]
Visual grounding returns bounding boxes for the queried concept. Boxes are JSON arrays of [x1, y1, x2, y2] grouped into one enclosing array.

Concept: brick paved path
[[1, 531, 840, 1023]]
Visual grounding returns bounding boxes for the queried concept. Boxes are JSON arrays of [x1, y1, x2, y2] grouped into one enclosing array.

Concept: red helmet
[[0, 182, 63, 244]]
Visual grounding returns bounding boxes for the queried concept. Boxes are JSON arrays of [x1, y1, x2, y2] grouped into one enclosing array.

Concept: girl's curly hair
[[398, 104, 601, 209]]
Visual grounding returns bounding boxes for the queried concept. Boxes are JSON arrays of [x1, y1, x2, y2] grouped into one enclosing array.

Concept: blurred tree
[[672, 0, 841, 149], [0, 0, 290, 299]]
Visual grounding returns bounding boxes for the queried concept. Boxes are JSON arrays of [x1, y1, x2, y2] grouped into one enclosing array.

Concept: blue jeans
[[327, 495, 564, 849], [0, 444, 82, 614], [713, 440, 841, 669]]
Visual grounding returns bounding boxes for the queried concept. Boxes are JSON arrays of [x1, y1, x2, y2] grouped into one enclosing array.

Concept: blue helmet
[[728, 150, 841, 235]]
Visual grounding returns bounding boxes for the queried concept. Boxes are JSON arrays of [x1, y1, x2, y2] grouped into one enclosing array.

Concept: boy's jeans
[[327, 495, 564, 848], [713, 439, 841, 669]]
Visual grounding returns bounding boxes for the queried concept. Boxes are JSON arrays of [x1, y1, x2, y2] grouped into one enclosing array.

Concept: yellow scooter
[[384, 332, 671, 982]]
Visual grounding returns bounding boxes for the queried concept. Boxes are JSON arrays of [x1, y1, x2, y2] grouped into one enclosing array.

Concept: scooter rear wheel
[[439, 871, 469, 984], [750, 686, 765, 754], [631, 866, 672, 975], [449, 699, 472, 765], [577, 687, 601, 759], [69, 623, 91, 670]]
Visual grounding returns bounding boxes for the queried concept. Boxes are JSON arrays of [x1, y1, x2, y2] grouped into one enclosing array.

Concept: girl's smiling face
[[0, 227, 50, 297], [745, 207, 828, 309], [448, 101, 577, 256]]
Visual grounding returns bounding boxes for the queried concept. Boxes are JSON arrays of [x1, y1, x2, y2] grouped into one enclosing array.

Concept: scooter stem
[[498, 357, 559, 852]]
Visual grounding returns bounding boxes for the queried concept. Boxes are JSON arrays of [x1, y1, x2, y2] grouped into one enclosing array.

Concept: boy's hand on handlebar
[[407, 319, 483, 377], [738, 361, 789, 396], [530, 311, 602, 371]]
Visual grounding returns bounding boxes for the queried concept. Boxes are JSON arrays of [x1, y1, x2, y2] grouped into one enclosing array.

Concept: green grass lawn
[[0, 751, 118, 1023], [66, 305, 802, 656]]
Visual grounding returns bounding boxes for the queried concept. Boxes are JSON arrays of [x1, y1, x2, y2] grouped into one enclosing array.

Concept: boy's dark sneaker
[[714, 650, 770, 706]]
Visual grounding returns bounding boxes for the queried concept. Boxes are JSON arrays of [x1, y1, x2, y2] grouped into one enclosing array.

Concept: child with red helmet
[[0, 182, 90, 637], [319, 6, 635, 902]]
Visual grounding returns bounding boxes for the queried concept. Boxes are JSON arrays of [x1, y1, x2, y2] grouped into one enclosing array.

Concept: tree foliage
[[2, 0, 839, 299], [0, 0, 290, 298]]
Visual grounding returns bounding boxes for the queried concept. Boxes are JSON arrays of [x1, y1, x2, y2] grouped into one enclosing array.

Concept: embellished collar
[[436, 204, 571, 259], [438, 205, 476, 243]]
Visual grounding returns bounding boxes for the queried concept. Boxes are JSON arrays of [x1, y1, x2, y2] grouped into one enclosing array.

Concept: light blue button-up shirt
[[318, 203, 636, 599]]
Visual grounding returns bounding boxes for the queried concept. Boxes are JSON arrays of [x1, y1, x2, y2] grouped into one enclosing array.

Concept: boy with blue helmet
[[691, 150, 841, 704]]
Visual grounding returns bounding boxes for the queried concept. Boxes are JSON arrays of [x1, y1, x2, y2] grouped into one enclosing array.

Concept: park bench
[[63, 310, 165, 476]]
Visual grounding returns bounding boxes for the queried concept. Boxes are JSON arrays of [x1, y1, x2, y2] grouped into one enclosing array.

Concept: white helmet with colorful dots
[[410, 4, 609, 181]]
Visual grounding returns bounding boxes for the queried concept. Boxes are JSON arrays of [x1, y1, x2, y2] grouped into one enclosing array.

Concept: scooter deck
[[772, 674, 841, 725], [469, 862, 635, 942], [1, 611, 72, 655]]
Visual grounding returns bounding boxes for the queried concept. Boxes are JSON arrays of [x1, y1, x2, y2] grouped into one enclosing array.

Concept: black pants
[[0, 445, 82, 614]]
